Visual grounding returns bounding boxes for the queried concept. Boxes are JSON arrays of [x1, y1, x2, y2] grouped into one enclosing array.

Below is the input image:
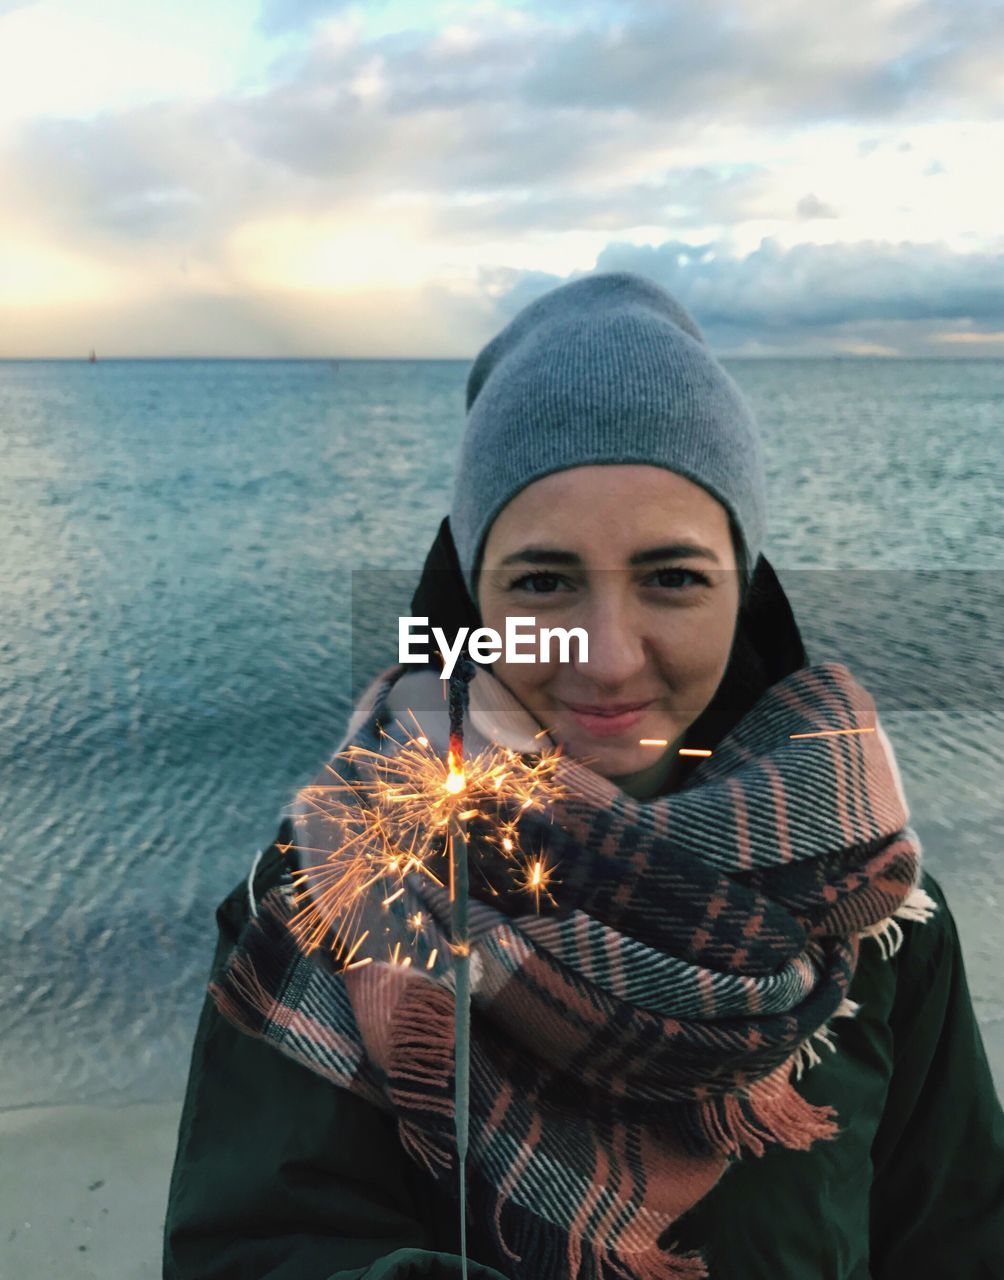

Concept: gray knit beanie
[[449, 270, 767, 610]]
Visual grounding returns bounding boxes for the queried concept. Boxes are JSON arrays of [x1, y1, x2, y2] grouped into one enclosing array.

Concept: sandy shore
[[0, 1100, 182, 1279]]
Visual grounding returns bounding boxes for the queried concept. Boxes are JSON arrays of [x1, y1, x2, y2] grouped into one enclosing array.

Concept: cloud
[[6, 114, 204, 241], [219, 0, 1004, 202], [519, 0, 1004, 124], [2, 0, 1003, 355], [470, 238, 1004, 355], [6, 1, 1001, 250], [430, 166, 781, 238], [797, 194, 839, 220], [3, 101, 301, 254], [594, 237, 1004, 326], [5, 234, 1003, 357], [3, 34, 661, 250]]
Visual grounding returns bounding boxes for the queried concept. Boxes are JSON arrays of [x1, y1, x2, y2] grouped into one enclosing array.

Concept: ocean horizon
[[5, 354, 1004, 362]]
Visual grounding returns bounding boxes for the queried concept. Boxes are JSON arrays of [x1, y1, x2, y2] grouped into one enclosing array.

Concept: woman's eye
[[506, 569, 709, 592], [507, 571, 567, 593], [648, 567, 709, 589]]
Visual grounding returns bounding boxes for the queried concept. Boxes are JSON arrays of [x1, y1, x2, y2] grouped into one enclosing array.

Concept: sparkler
[[286, 717, 564, 962], [284, 661, 566, 1277], [447, 652, 475, 1280]]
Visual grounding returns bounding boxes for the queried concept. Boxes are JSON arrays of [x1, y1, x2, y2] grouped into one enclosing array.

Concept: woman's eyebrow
[[498, 543, 721, 567]]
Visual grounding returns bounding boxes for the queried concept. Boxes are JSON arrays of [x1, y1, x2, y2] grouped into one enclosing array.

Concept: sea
[[0, 356, 1001, 1110]]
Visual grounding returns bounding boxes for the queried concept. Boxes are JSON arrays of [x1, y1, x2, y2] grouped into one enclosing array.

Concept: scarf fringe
[[791, 995, 862, 1081], [397, 1116, 455, 1178], [208, 889, 302, 1033], [491, 1174, 710, 1280], [210, 952, 276, 1031], [592, 1240, 710, 1280], [859, 883, 939, 960], [694, 1062, 840, 1160], [895, 883, 939, 923], [388, 973, 456, 1091], [385, 974, 460, 1178]]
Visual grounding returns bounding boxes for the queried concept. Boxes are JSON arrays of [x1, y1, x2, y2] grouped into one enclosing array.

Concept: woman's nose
[[573, 599, 648, 688]]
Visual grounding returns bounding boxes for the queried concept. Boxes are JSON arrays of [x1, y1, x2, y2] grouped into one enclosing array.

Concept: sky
[[1, 0, 1002, 357]]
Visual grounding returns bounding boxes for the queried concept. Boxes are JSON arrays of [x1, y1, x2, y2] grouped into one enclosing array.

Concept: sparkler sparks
[[513, 854, 560, 914], [284, 703, 566, 970]]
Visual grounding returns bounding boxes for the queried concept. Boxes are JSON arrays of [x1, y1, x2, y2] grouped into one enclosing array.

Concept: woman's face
[[476, 465, 741, 782]]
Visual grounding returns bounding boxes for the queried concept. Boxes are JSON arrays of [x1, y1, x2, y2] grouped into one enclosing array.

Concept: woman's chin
[[554, 730, 664, 777]]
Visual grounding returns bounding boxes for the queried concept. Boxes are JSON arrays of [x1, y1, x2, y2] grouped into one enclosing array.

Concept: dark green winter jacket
[[163, 827, 1004, 1280], [163, 532, 1004, 1278]]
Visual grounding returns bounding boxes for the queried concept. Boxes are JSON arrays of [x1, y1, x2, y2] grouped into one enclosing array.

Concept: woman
[[164, 272, 1004, 1279]]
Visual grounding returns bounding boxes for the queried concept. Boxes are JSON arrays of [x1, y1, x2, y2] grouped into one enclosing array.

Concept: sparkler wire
[[451, 812, 470, 1280], [447, 653, 476, 1280]]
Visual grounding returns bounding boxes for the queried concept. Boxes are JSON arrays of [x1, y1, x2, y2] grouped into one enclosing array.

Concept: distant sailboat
[[88, 349, 97, 363]]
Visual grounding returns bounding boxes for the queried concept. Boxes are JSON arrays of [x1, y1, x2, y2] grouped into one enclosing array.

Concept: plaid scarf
[[211, 659, 937, 1280]]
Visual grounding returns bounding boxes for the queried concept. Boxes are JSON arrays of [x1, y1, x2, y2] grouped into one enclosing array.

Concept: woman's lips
[[561, 701, 653, 738]]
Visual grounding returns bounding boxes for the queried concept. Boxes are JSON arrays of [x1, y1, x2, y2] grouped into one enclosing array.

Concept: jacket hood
[[409, 517, 808, 786]]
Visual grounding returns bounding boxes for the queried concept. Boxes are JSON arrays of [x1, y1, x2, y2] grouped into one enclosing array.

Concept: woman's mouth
[[561, 700, 654, 738]]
